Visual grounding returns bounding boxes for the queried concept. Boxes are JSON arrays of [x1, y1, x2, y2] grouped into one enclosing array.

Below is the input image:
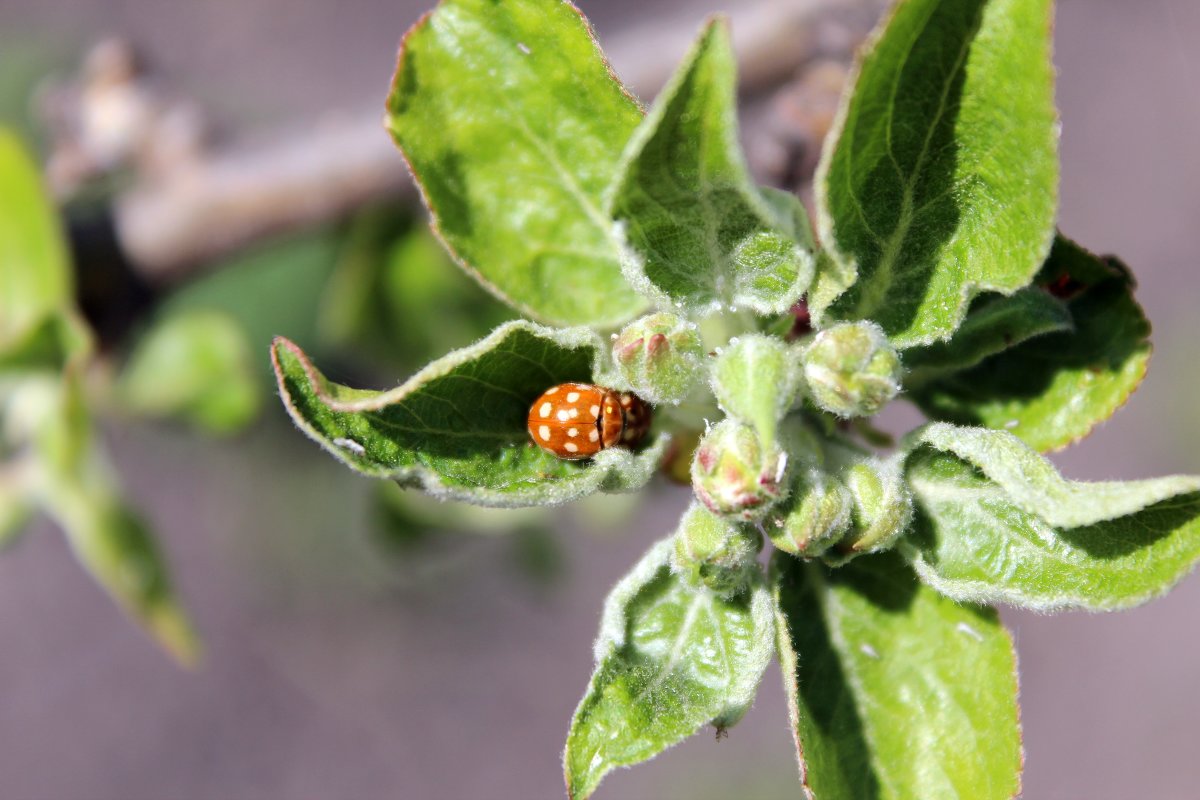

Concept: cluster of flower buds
[[679, 320, 910, 576]]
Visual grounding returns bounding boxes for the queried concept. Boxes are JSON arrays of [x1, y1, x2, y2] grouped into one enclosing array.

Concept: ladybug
[[527, 383, 651, 460]]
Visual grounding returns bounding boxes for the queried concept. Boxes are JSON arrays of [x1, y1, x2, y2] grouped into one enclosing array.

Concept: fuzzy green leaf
[[565, 536, 774, 800], [120, 310, 261, 435], [385, 0, 646, 328], [272, 322, 667, 508], [910, 237, 1151, 451], [612, 20, 814, 316], [814, 0, 1058, 346], [773, 551, 1021, 800], [903, 287, 1072, 384], [0, 130, 73, 352], [904, 423, 1200, 610]]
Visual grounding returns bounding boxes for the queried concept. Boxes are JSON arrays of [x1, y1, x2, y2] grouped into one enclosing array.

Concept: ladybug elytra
[[527, 383, 651, 460]]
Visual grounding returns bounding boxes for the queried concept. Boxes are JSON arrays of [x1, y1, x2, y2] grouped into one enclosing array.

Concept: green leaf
[[565, 535, 774, 799], [385, 0, 646, 328], [814, 0, 1058, 346], [0, 311, 91, 373], [903, 287, 1072, 385], [710, 334, 800, 446], [318, 205, 515, 372], [0, 129, 73, 352], [904, 423, 1200, 610], [119, 310, 261, 435], [612, 20, 814, 316], [772, 551, 1021, 800], [33, 374, 198, 664], [910, 236, 1151, 451], [272, 322, 668, 508]]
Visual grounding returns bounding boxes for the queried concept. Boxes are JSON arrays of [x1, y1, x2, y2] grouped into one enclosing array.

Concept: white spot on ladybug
[[567, 427, 578, 438], [545, 387, 559, 395], [566, 391, 581, 402], [557, 410, 570, 422], [621, 396, 632, 407], [564, 442, 579, 453], [539, 402, 552, 418], [569, 408, 579, 418], [606, 405, 614, 414], [538, 425, 551, 441], [589, 429, 599, 442], [590, 405, 600, 417]]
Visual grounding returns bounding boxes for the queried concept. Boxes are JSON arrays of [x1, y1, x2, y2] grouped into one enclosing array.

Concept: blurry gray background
[[2, 0, 1199, 798]]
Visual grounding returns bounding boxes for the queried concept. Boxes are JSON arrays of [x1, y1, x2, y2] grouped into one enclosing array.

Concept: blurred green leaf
[[612, 20, 813, 315], [0, 311, 91, 373], [273, 323, 668, 507], [565, 536, 774, 800], [773, 551, 1020, 799], [911, 236, 1152, 451], [33, 373, 198, 664], [0, 129, 74, 352], [162, 230, 340, 374], [319, 205, 514, 372], [386, 0, 647, 327], [813, 0, 1058, 346], [119, 309, 261, 435]]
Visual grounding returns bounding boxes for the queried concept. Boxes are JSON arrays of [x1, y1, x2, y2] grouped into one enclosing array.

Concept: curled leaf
[[273, 322, 668, 507], [905, 423, 1200, 610]]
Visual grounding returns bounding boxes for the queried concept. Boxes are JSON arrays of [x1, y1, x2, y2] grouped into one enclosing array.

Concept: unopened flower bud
[[710, 334, 801, 442], [691, 419, 788, 522], [672, 504, 762, 596], [613, 313, 704, 405], [802, 321, 901, 417], [764, 467, 853, 557], [836, 458, 913, 558]]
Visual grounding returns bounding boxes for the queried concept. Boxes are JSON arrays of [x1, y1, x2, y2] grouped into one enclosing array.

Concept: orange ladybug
[[527, 383, 651, 460]]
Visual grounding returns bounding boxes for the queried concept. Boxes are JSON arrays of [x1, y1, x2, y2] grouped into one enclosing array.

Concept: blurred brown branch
[[46, 0, 881, 285]]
